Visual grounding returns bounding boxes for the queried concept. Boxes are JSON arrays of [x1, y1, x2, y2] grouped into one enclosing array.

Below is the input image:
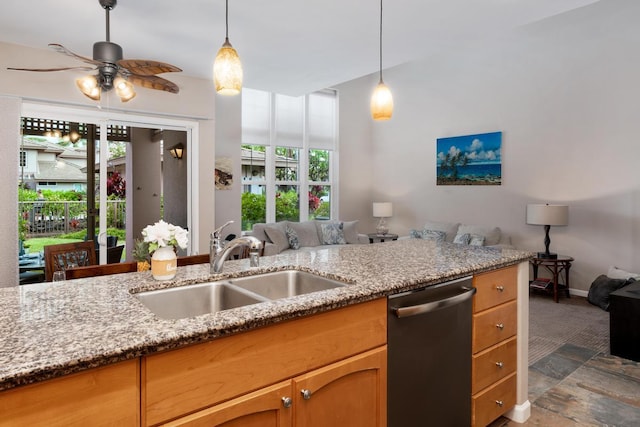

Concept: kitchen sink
[[228, 270, 346, 300], [134, 282, 269, 320]]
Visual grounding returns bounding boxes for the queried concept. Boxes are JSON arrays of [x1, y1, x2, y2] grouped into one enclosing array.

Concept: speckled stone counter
[[0, 239, 533, 392]]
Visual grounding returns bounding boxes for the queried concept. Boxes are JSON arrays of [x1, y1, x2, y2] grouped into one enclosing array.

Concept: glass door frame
[[21, 102, 199, 263]]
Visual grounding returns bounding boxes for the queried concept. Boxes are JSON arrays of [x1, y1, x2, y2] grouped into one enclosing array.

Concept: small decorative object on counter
[[142, 220, 188, 280], [132, 239, 151, 272]]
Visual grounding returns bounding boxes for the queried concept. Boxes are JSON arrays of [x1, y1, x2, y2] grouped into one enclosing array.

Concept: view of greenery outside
[[241, 146, 331, 229], [18, 136, 128, 252]]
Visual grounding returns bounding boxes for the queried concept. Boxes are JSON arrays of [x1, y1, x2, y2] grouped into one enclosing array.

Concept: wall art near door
[[436, 131, 502, 185], [215, 157, 233, 190]]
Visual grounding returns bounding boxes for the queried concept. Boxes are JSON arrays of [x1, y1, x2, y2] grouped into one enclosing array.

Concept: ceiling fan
[[7, 0, 182, 102]]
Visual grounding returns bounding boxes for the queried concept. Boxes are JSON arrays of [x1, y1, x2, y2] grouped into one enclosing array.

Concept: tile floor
[[489, 295, 640, 426]]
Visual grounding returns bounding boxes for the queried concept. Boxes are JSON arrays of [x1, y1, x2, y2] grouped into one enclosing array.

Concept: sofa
[[406, 220, 514, 249], [249, 220, 369, 256]]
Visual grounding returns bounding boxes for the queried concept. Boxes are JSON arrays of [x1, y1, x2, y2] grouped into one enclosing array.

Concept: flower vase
[[151, 246, 177, 280]]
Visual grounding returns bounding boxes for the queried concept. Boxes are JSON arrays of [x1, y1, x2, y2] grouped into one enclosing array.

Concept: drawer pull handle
[[282, 397, 292, 408], [496, 323, 505, 330], [496, 400, 504, 407], [496, 361, 504, 368], [496, 285, 505, 292], [301, 389, 312, 400]]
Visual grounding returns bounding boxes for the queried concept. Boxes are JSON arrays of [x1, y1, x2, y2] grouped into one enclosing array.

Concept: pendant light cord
[[225, 0, 230, 40], [379, 0, 383, 82]]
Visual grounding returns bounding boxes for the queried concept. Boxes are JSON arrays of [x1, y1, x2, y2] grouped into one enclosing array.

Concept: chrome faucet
[[210, 221, 262, 273]]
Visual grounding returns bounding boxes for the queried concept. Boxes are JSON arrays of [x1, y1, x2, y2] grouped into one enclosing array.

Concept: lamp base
[[537, 252, 558, 259]]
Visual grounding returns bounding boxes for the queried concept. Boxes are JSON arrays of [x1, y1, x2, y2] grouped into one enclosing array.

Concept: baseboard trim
[[570, 289, 588, 298], [506, 400, 531, 423]]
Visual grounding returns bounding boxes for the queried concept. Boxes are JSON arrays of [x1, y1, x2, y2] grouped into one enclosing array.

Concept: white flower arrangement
[[142, 220, 188, 253]]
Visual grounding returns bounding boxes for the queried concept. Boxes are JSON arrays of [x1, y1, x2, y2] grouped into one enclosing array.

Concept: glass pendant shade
[[76, 75, 101, 101], [114, 77, 136, 102], [370, 79, 393, 121], [214, 38, 243, 95]]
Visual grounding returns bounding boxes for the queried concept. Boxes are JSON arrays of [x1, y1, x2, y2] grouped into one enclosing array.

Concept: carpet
[[528, 292, 609, 366]]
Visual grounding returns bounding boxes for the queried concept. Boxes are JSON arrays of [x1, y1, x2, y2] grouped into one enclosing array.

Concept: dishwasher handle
[[391, 286, 477, 318]]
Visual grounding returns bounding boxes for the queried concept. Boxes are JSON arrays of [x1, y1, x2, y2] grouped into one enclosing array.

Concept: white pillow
[[607, 266, 640, 280]]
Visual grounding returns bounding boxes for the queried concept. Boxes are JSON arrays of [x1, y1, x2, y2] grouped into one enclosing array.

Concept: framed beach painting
[[436, 131, 502, 185]]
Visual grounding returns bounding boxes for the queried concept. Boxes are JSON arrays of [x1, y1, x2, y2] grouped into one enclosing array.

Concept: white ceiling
[[1, 0, 599, 96]]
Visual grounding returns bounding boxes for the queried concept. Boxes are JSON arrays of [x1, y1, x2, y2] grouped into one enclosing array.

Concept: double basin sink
[[134, 270, 347, 320]]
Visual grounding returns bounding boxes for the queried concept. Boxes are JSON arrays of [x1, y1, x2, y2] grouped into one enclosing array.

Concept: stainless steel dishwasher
[[388, 276, 476, 426]]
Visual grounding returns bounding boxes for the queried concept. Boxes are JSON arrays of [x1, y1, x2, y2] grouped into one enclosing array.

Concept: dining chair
[[44, 241, 96, 282], [177, 253, 210, 267], [65, 261, 137, 280], [96, 245, 125, 264]]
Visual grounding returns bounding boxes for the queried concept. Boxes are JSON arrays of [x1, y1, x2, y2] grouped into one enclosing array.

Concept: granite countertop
[[0, 239, 533, 392]]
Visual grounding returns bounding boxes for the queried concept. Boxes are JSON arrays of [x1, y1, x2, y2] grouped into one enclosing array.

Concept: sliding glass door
[[19, 103, 195, 273]]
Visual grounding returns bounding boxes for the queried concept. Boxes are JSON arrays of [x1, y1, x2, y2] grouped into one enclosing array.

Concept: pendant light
[[213, 0, 243, 95], [370, 0, 393, 120]]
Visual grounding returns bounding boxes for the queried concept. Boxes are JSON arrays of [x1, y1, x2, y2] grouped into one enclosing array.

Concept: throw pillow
[[453, 233, 471, 245], [588, 275, 635, 311], [288, 221, 321, 248], [409, 229, 423, 239], [342, 220, 360, 244], [607, 266, 640, 281], [264, 225, 290, 253], [285, 225, 300, 250], [457, 224, 502, 246], [320, 222, 347, 245], [422, 221, 460, 242], [469, 234, 486, 246], [422, 229, 446, 242]]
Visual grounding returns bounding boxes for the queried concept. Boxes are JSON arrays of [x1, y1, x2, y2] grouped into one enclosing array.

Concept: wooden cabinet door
[[292, 347, 387, 427], [164, 381, 292, 427], [0, 359, 139, 427]]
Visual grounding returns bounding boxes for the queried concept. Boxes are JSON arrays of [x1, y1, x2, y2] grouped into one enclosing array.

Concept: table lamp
[[526, 204, 569, 259], [373, 202, 393, 235]]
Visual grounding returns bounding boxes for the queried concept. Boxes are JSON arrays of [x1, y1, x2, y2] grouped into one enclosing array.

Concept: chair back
[[177, 254, 210, 267], [44, 241, 96, 282], [96, 245, 125, 264], [65, 262, 137, 280]]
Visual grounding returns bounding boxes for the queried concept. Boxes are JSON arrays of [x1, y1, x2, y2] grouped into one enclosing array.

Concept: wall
[[131, 128, 162, 245], [162, 130, 189, 233], [335, 0, 640, 293], [0, 96, 21, 287], [0, 42, 217, 285], [214, 95, 243, 239]]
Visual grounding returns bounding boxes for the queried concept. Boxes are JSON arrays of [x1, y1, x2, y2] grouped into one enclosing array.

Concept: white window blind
[[242, 88, 271, 145], [307, 90, 337, 150], [274, 94, 304, 148]]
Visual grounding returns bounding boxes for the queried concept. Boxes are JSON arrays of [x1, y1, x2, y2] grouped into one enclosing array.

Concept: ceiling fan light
[[76, 75, 101, 101], [371, 80, 393, 121], [213, 39, 243, 95], [114, 77, 136, 102]]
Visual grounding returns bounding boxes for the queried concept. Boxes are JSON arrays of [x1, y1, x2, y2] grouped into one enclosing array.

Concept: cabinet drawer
[[143, 298, 387, 426], [472, 373, 517, 427], [473, 266, 517, 313], [473, 300, 517, 353], [472, 336, 517, 394]]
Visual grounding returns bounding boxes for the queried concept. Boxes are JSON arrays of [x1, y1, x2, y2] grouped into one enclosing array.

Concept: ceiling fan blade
[[49, 43, 102, 66], [7, 66, 95, 72], [127, 74, 180, 94], [118, 59, 182, 76]]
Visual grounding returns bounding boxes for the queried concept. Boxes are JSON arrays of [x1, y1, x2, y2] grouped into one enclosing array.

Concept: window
[[241, 89, 338, 231]]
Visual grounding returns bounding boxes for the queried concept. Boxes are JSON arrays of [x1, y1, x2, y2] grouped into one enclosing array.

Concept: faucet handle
[[212, 220, 234, 239]]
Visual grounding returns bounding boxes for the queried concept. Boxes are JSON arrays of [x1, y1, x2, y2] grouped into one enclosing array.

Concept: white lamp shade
[[373, 202, 393, 218], [526, 204, 569, 226]]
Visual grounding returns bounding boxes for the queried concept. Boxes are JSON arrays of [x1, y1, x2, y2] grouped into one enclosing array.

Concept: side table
[[529, 255, 574, 303], [367, 233, 398, 243]]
